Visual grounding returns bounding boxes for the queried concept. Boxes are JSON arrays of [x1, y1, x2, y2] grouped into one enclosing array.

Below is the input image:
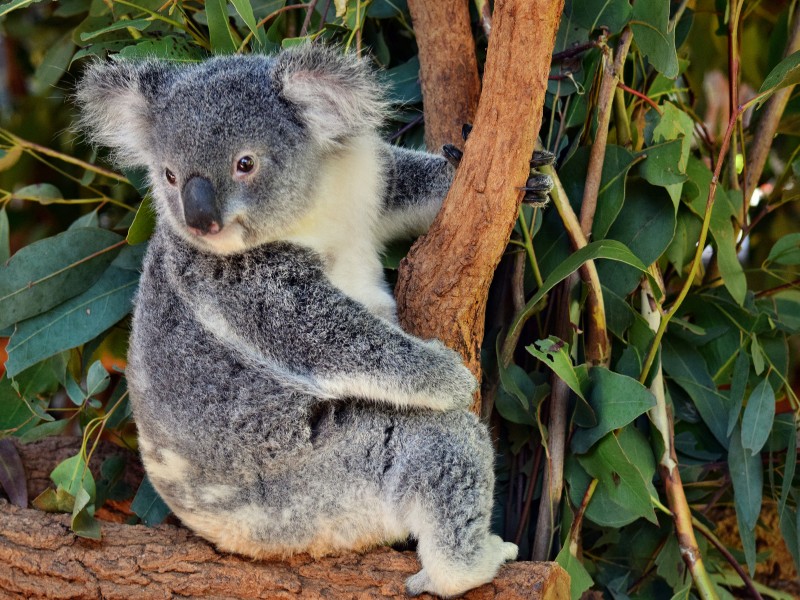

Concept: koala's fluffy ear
[[272, 45, 388, 148], [76, 60, 172, 167]]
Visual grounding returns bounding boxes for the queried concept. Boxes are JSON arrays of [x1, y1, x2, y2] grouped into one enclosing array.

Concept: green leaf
[[380, 56, 421, 105], [639, 138, 689, 189], [740, 379, 775, 456], [85, 360, 110, 398], [50, 454, 96, 500], [662, 337, 730, 447], [559, 145, 636, 239], [565, 0, 630, 34], [0, 0, 49, 18], [756, 49, 800, 107], [16, 418, 70, 444], [766, 233, 800, 265], [555, 543, 594, 600], [13, 183, 63, 204], [630, 1, 679, 78], [736, 506, 757, 577], [32, 485, 75, 513], [779, 427, 797, 535], [367, 0, 408, 19], [514, 240, 658, 334], [527, 337, 587, 401], [207, 0, 238, 54], [578, 432, 657, 524], [131, 475, 171, 526], [5, 266, 139, 377], [571, 368, 656, 453], [750, 333, 765, 375], [71, 486, 101, 540], [727, 348, 750, 436], [595, 180, 676, 298], [118, 36, 205, 62], [0, 207, 9, 265], [79, 18, 152, 41], [126, 197, 156, 245], [69, 210, 100, 231], [0, 228, 123, 329], [729, 423, 763, 530], [230, 0, 267, 48]]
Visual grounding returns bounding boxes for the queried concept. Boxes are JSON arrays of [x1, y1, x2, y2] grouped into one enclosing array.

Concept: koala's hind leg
[[389, 411, 517, 598]]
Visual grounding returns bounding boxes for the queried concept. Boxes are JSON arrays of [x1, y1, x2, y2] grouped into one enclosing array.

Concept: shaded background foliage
[[0, 0, 798, 598]]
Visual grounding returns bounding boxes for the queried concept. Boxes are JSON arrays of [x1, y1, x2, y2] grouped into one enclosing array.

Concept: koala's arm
[[375, 143, 455, 244], [169, 243, 476, 411]]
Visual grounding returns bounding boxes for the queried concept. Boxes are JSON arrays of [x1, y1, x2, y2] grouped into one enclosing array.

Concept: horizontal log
[[0, 438, 569, 599]]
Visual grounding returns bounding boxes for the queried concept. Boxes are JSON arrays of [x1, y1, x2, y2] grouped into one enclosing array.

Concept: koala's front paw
[[523, 150, 555, 207], [423, 340, 477, 411]]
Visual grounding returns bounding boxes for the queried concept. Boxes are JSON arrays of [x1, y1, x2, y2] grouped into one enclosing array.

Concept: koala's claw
[[530, 149, 556, 168], [442, 143, 463, 168], [461, 123, 473, 141]]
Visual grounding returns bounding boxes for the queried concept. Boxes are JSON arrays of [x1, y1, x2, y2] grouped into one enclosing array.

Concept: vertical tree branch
[[406, 0, 481, 152], [396, 0, 565, 413]]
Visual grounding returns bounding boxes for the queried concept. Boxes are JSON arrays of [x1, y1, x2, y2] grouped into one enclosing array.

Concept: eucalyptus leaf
[[5, 266, 139, 377], [126, 196, 156, 245], [0, 207, 9, 265], [71, 486, 101, 539], [728, 424, 763, 530], [85, 360, 111, 398], [0, 228, 123, 329], [207, 0, 239, 54], [571, 368, 655, 454], [726, 348, 750, 437], [13, 183, 63, 203], [577, 432, 657, 524], [756, 49, 800, 107], [740, 379, 775, 456], [131, 475, 171, 526], [766, 233, 800, 265], [79, 18, 152, 41], [630, 1, 679, 78], [555, 542, 593, 600], [50, 453, 96, 500], [527, 336, 587, 400]]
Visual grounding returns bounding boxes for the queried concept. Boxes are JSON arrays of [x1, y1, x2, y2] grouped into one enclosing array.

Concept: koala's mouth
[[186, 217, 249, 255]]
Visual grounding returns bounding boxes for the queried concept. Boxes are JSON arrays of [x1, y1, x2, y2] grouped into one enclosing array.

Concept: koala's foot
[[406, 535, 518, 598]]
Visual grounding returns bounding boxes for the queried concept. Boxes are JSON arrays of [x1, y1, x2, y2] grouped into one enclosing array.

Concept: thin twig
[[300, 0, 319, 36], [692, 518, 764, 600], [617, 82, 663, 115]]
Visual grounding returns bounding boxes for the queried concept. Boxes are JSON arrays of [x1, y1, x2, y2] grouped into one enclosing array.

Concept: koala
[[77, 45, 518, 598]]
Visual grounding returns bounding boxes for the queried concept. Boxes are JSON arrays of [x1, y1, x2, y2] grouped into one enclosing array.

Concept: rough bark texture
[[406, 0, 481, 152], [0, 438, 570, 599], [396, 0, 565, 412]]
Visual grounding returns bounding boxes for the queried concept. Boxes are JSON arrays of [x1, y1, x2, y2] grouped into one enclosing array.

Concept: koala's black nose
[[182, 176, 222, 236]]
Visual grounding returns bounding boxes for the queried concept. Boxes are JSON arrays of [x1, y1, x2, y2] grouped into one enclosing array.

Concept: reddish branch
[[396, 0, 565, 413]]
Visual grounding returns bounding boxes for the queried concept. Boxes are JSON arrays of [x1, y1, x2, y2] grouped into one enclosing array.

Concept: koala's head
[[76, 45, 387, 254]]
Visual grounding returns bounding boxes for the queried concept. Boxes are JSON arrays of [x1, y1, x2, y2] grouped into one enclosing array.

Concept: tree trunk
[[0, 439, 570, 600], [396, 0, 565, 413], [406, 0, 481, 152]]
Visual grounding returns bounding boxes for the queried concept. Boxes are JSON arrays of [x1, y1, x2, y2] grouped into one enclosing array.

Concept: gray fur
[[78, 45, 515, 597]]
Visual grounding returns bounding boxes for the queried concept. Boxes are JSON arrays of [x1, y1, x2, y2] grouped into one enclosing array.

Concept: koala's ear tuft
[[272, 44, 388, 148], [75, 59, 173, 168]]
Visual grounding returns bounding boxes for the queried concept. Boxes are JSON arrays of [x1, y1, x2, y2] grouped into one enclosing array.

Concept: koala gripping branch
[[395, 0, 565, 413]]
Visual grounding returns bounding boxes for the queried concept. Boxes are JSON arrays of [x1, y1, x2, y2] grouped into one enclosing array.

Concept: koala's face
[[77, 47, 385, 255]]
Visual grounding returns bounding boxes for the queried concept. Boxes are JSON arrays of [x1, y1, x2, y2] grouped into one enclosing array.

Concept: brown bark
[[1, 438, 570, 599], [396, 0, 565, 412], [406, 0, 481, 152]]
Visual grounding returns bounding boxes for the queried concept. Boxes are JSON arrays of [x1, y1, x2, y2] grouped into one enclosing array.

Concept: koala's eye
[[165, 168, 177, 185], [236, 156, 255, 174]]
